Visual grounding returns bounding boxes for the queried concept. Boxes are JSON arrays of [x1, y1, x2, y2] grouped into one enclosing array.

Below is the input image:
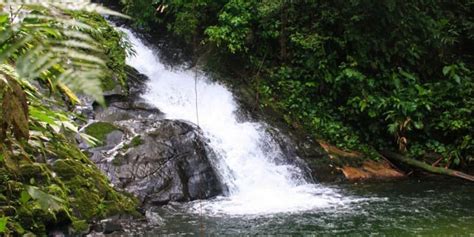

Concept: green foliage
[[121, 0, 225, 42], [122, 135, 144, 150], [66, 10, 133, 91], [121, 0, 162, 30], [84, 122, 119, 147], [24, 185, 65, 212], [0, 216, 7, 233], [205, 0, 254, 53], [122, 0, 474, 167], [0, 2, 122, 104], [0, 1, 138, 235]]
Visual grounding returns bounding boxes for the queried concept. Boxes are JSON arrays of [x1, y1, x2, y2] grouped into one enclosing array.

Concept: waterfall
[[121, 28, 347, 215]]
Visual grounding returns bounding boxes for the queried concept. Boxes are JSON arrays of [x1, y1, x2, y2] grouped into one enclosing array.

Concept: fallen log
[[381, 151, 474, 182], [317, 140, 364, 159]]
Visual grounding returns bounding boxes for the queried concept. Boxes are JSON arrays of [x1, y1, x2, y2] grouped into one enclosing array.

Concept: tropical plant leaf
[[26, 185, 65, 211], [0, 216, 7, 233], [0, 69, 29, 140], [0, 0, 128, 103], [57, 82, 80, 105]]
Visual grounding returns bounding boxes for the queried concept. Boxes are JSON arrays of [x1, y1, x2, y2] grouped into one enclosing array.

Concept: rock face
[[92, 119, 224, 207], [84, 67, 223, 209]]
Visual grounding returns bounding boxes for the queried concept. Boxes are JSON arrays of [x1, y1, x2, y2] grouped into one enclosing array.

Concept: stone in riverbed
[[93, 119, 224, 207]]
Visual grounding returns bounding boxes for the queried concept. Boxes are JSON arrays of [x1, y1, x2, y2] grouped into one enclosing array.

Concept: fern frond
[[0, 0, 128, 102]]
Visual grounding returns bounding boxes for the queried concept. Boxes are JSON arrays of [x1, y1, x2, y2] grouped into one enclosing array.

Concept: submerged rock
[[92, 119, 224, 207]]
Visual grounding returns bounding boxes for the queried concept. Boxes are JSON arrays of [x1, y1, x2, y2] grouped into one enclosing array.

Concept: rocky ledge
[[75, 67, 224, 234], [90, 119, 224, 207]]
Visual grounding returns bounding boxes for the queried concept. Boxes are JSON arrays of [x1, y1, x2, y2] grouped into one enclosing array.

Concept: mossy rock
[[84, 122, 119, 147], [121, 135, 144, 151], [72, 219, 89, 233], [18, 163, 51, 185], [71, 189, 101, 219], [16, 206, 46, 234], [52, 158, 138, 221], [111, 153, 126, 166], [130, 135, 144, 147], [0, 10, 137, 236], [102, 76, 120, 92]]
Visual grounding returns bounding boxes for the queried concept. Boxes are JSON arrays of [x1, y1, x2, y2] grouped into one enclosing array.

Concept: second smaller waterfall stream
[[122, 28, 355, 215]]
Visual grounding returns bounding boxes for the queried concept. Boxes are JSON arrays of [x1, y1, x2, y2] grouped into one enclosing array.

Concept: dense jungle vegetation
[[120, 0, 473, 173], [0, 2, 137, 235]]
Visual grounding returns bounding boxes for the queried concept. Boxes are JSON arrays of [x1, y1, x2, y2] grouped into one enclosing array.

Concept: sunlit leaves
[[0, 216, 7, 233]]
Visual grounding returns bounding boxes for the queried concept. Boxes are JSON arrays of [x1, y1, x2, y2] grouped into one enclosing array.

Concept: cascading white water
[[121, 28, 349, 215]]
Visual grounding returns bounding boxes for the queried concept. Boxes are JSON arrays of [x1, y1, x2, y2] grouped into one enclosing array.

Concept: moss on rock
[[1, 145, 138, 236], [130, 135, 144, 147], [52, 158, 138, 222], [18, 163, 51, 185], [122, 135, 144, 151], [84, 122, 119, 147]]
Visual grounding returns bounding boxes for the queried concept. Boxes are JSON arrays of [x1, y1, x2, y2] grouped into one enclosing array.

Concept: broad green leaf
[[26, 185, 64, 211], [20, 190, 31, 204], [0, 14, 8, 24], [0, 216, 7, 233]]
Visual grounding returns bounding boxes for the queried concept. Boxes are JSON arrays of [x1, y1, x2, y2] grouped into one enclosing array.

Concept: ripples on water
[[149, 178, 473, 235]]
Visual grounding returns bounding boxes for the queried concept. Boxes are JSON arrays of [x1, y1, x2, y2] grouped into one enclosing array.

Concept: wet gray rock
[[104, 130, 124, 148], [91, 65, 163, 122], [80, 62, 222, 211], [93, 119, 224, 207], [145, 210, 165, 226], [264, 126, 315, 182], [94, 98, 164, 122], [102, 220, 124, 234], [103, 84, 125, 97]]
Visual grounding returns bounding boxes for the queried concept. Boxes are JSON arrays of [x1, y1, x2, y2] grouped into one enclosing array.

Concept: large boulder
[[91, 119, 224, 207]]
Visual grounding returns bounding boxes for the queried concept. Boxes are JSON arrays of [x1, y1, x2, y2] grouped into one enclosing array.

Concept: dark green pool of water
[[146, 178, 473, 236]]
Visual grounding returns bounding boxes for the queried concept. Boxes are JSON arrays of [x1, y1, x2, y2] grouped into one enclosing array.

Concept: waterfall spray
[[121, 27, 348, 215]]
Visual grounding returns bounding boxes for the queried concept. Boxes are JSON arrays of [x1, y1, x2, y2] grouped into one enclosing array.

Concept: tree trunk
[[381, 151, 474, 182]]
